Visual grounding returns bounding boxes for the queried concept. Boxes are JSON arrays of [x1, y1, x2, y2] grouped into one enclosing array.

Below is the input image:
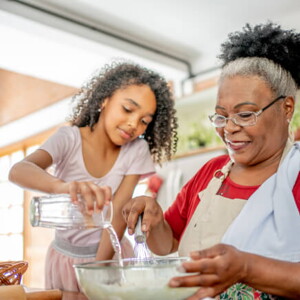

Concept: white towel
[[222, 143, 300, 262]]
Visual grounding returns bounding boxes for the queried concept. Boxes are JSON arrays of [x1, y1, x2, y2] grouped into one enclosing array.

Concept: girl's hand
[[168, 244, 248, 299], [122, 196, 164, 238], [66, 181, 112, 214]]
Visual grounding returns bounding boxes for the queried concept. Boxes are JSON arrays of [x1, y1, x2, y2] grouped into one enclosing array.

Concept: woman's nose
[[223, 118, 241, 133]]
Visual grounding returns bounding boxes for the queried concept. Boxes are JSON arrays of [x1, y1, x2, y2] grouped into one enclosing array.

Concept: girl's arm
[[123, 195, 178, 256], [9, 149, 65, 194], [169, 244, 300, 299], [9, 149, 111, 211], [95, 174, 140, 260]]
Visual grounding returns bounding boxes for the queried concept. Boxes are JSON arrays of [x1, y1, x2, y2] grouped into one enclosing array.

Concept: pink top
[[39, 126, 155, 250]]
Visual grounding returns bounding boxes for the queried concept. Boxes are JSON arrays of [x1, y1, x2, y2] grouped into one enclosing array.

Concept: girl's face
[[215, 75, 292, 167], [100, 84, 157, 146]]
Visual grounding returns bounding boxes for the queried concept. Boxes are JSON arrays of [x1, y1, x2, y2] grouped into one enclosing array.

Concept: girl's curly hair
[[218, 22, 300, 87], [68, 61, 178, 164]]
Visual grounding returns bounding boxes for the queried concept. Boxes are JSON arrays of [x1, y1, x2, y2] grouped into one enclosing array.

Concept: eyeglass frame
[[208, 95, 286, 128]]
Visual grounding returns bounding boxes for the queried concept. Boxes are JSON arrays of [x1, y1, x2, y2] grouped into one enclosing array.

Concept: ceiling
[[1, 0, 300, 91]]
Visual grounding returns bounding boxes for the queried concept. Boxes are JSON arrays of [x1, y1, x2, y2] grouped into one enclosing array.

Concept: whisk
[[133, 215, 154, 261]]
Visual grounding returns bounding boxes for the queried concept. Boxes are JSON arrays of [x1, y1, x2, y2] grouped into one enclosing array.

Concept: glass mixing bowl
[[74, 257, 198, 300]]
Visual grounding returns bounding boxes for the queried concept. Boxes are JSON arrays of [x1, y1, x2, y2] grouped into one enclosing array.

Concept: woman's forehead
[[217, 75, 273, 104]]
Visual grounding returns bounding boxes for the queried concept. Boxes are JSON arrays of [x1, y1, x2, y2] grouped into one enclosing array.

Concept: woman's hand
[[122, 196, 164, 237], [122, 196, 175, 255], [169, 244, 248, 299], [65, 181, 112, 214]]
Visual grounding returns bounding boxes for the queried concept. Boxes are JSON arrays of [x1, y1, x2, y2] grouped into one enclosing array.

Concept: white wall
[[155, 148, 226, 211]]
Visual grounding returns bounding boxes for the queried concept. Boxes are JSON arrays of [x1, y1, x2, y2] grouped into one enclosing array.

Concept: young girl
[[9, 61, 178, 291]]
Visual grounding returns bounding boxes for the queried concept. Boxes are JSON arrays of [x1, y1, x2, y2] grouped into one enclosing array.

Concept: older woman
[[123, 22, 300, 298]]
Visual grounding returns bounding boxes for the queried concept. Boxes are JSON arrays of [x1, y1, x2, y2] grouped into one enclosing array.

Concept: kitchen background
[[1, 0, 300, 288]]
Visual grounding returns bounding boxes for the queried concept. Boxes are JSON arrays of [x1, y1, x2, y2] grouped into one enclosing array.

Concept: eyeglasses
[[209, 95, 286, 128]]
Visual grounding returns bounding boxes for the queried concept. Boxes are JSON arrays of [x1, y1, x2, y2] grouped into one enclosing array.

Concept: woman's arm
[[123, 195, 178, 256], [95, 174, 140, 260], [169, 243, 300, 299], [243, 250, 300, 298], [145, 214, 178, 255]]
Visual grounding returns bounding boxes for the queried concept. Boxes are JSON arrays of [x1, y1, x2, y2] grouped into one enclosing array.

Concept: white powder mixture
[[81, 280, 198, 300]]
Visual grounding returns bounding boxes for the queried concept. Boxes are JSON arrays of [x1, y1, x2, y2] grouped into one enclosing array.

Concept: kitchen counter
[[0, 285, 88, 300]]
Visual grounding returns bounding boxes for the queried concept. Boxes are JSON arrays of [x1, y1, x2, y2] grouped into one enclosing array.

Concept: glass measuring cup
[[30, 194, 113, 230]]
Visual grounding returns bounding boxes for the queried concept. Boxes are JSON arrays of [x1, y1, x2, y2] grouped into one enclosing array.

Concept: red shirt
[[164, 155, 300, 241]]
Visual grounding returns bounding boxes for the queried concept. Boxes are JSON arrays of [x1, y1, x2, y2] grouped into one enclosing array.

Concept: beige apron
[[178, 140, 294, 257], [178, 160, 246, 256]]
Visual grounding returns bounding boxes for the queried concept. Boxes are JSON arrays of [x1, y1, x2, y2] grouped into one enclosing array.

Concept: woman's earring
[[98, 108, 102, 113]]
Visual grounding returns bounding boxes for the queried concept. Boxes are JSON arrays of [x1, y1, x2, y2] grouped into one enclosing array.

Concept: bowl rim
[[73, 256, 190, 270]]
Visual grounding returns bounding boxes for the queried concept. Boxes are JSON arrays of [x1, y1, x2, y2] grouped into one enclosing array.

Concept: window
[[0, 150, 24, 260]]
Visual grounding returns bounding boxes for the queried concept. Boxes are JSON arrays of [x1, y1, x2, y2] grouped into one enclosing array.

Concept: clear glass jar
[[30, 194, 112, 230]]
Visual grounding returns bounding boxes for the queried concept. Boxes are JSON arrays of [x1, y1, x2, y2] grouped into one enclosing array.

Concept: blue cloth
[[222, 143, 300, 262]]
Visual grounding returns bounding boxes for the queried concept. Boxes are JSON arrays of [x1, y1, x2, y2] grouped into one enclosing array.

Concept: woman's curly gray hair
[[218, 22, 300, 97]]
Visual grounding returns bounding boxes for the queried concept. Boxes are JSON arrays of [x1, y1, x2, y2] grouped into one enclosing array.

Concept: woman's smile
[[225, 139, 251, 152]]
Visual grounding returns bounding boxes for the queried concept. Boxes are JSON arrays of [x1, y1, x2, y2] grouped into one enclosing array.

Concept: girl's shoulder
[[55, 125, 80, 139], [122, 138, 150, 155], [49, 125, 81, 145], [39, 126, 81, 160], [118, 138, 154, 172]]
